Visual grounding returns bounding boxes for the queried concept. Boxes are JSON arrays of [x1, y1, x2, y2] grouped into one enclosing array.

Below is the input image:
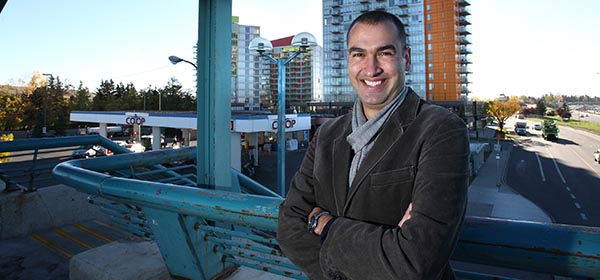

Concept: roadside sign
[[494, 144, 501, 152]]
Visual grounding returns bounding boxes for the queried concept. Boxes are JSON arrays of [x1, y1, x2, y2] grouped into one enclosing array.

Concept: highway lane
[[506, 122, 600, 227]]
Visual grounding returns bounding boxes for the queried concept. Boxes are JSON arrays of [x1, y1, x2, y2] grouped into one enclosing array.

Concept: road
[[506, 120, 600, 227]]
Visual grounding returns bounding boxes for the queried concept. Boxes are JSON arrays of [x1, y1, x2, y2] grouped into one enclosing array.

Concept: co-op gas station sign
[[70, 111, 310, 134], [230, 114, 311, 133], [125, 112, 149, 125]]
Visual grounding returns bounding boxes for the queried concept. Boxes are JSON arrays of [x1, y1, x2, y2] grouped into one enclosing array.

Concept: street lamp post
[[42, 73, 53, 136], [249, 32, 317, 196], [169, 55, 198, 69], [168, 55, 198, 112]]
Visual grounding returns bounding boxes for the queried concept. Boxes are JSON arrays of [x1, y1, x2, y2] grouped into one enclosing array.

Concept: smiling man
[[277, 11, 470, 279]]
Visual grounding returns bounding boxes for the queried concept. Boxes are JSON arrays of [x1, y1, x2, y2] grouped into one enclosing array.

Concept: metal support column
[[196, 0, 232, 191]]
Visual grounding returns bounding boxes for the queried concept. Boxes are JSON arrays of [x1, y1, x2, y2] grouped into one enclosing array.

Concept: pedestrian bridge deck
[[2, 136, 600, 279]]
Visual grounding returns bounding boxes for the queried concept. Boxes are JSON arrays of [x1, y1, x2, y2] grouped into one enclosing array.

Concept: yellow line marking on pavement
[[93, 220, 131, 237], [31, 233, 73, 259], [73, 223, 114, 243], [52, 228, 95, 250]]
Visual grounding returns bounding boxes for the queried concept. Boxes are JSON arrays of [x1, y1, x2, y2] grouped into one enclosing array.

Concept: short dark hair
[[346, 10, 408, 48]]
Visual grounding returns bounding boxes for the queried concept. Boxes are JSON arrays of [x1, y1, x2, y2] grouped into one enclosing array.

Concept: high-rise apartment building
[[232, 17, 323, 111], [322, 0, 471, 102], [256, 37, 323, 111], [232, 16, 262, 110]]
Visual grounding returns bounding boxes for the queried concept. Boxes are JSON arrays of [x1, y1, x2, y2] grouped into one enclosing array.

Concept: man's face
[[347, 21, 411, 117]]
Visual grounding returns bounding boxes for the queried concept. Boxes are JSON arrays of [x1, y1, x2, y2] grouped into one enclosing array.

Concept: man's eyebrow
[[347, 47, 364, 53], [347, 45, 397, 53], [377, 44, 397, 52]]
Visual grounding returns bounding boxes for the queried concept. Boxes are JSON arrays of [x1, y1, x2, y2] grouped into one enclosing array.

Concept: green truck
[[542, 119, 559, 140]]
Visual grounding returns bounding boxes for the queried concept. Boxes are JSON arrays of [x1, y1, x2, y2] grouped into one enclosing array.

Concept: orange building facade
[[424, 0, 471, 102]]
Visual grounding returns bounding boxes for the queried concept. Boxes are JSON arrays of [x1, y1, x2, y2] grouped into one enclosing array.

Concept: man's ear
[[404, 47, 412, 72]]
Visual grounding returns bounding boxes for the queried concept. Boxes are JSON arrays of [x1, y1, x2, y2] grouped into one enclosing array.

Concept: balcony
[[360, 4, 370, 12], [330, 26, 344, 34], [331, 0, 342, 8], [458, 0, 471, 7], [460, 37, 472, 45], [460, 77, 470, 84], [459, 6, 471, 16], [399, 9, 409, 17], [460, 26, 472, 35], [460, 57, 472, 64], [460, 66, 472, 74], [460, 16, 472, 26], [461, 86, 471, 94], [331, 8, 341, 16], [395, 0, 409, 8], [331, 17, 343, 25], [460, 46, 472, 54], [331, 35, 344, 43]]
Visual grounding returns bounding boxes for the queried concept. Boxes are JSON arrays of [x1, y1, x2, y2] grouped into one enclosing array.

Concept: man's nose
[[364, 55, 382, 76]]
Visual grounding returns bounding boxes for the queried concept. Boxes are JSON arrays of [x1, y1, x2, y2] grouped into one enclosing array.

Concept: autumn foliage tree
[[486, 96, 521, 137]]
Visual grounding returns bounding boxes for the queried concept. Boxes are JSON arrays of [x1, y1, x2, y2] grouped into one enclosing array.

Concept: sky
[[1, 0, 599, 100]]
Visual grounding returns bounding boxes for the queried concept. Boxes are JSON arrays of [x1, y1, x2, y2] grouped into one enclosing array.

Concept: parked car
[[534, 123, 542, 130], [71, 145, 112, 159], [594, 149, 600, 163], [113, 140, 146, 153]]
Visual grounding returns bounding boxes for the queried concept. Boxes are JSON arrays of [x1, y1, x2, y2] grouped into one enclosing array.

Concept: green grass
[[527, 116, 600, 137]]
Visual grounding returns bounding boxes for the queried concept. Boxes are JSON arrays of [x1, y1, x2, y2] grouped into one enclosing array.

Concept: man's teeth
[[364, 80, 382, 87]]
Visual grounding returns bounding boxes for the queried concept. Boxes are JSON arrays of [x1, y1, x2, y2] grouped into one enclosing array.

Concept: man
[[277, 11, 470, 280]]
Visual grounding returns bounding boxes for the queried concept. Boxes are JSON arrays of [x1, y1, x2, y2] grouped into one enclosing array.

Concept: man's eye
[[351, 53, 364, 58], [379, 51, 394, 57]]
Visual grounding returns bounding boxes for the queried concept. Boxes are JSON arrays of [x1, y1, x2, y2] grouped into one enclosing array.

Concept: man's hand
[[398, 203, 413, 228], [308, 207, 334, 236]]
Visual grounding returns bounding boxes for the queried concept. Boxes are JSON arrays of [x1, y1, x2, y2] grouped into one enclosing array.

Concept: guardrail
[[53, 146, 600, 280]]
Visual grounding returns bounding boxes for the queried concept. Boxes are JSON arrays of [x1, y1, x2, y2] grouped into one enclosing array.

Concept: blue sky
[[1, 0, 599, 100]]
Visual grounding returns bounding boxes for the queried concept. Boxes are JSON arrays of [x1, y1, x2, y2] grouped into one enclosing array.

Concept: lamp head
[[292, 32, 317, 52], [168, 55, 184, 65], [248, 37, 273, 54]]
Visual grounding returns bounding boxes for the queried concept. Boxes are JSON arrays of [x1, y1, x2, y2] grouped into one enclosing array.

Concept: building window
[[427, 24, 432, 30], [426, 14, 431, 21], [428, 73, 434, 80], [428, 64, 433, 70], [428, 83, 434, 90], [426, 4, 431, 11], [427, 34, 432, 41], [427, 44, 432, 50], [428, 53, 433, 60]]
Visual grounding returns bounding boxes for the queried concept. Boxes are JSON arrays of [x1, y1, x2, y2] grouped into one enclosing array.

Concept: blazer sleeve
[[277, 127, 327, 280], [319, 113, 470, 280]]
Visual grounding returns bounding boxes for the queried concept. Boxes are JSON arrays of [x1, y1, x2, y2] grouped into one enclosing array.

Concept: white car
[[534, 123, 542, 130], [594, 149, 600, 164], [114, 140, 146, 153]]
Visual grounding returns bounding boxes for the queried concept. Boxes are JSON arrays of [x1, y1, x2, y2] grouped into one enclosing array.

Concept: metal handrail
[[53, 148, 600, 279]]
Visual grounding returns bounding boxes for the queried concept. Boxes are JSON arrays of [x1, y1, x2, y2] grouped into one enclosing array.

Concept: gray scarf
[[347, 86, 408, 187]]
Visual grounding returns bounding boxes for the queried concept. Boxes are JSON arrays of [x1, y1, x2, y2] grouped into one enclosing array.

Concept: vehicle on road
[[542, 119, 559, 140], [594, 149, 600, 163], [534, 123, 542, 130], [514, 121, 527, 136]]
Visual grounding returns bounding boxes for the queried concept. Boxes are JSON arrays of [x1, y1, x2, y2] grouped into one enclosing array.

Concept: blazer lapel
[[331, 123, 352, 215], [345, 90, 422, 208]]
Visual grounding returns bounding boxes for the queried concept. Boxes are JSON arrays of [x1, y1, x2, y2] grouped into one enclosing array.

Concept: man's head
[[346, 11, 411, 119]]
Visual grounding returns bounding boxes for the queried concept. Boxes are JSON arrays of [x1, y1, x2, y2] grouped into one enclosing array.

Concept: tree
[[69, 82, 91, 111], [92, 79, 116, 111], [536, 100, 546, 116], [0, 85, 25, 131], [486, 96, 521, 137]]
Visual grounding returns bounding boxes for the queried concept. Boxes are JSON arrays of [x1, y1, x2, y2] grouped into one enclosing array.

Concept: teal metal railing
[[50, 145, 600, 280]]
